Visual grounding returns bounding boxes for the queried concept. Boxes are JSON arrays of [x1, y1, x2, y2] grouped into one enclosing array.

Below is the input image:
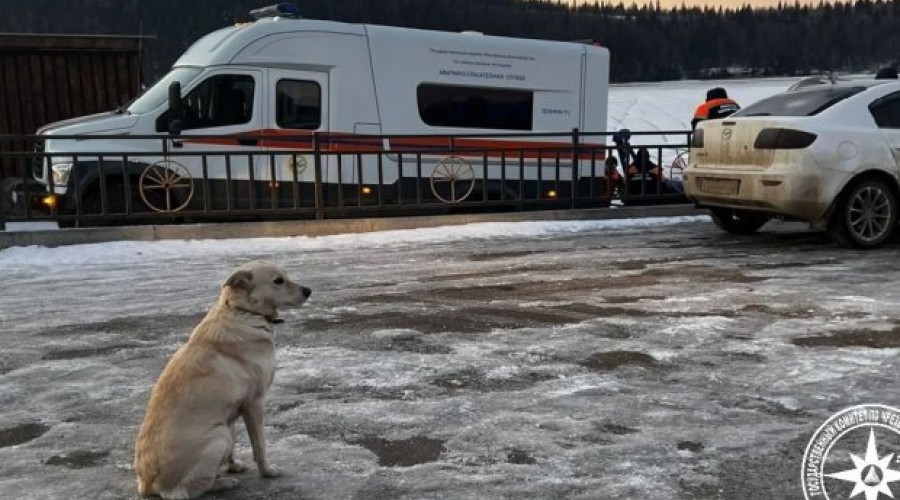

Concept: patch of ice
[[547, 376, 622, 397], [833, 296, 878, 303], [370, 328, 422, 339], [518, 301, 573, 308], [485, 365, 520, 380]]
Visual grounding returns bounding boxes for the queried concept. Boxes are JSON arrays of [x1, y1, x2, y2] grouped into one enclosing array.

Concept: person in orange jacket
[[691, 87, 740, 130]]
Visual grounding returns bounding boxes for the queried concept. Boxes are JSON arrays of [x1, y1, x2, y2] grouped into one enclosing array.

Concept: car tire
[[0, 177, 25, 214], [709, 207, 771, 234], [829, 177, 898, 249]]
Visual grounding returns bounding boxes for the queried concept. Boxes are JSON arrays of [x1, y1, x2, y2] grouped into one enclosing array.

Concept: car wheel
[[0, 177, 25, 214], [709, 207, 771, 234], [830, 177, 897, 249]]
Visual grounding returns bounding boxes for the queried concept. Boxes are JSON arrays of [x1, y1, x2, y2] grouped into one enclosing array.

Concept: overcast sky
[[568, 0, 817, 8]]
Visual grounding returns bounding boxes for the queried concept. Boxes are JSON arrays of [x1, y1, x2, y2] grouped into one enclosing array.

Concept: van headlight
[[51, 163, 73, 186]]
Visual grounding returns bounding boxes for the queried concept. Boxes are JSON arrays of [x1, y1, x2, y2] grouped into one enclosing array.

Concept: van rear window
[[417, 84, 533, 131], [734, 86, 865, 117]]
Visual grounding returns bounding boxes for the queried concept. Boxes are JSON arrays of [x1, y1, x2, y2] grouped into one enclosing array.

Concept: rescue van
[[34, 3, 610, 215]]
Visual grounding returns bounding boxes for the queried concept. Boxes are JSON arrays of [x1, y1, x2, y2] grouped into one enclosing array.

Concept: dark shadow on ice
[[0, 422, 50, 448], [350, 436, 445, 467], [580, 351, 659, 371]]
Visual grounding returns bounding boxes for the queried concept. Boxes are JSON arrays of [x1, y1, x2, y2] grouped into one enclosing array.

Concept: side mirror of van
[[167, 81, 185, 135], [168, 118, 184, 136]]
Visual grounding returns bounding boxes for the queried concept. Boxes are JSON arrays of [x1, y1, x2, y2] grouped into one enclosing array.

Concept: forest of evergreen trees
[[1, 0, 898, 83]]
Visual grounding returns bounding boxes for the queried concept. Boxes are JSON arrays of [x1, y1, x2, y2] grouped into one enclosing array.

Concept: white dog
[[134, 261, 311, 499]]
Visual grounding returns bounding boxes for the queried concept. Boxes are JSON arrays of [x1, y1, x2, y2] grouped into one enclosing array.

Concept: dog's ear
[[223, 270, 253, 290]]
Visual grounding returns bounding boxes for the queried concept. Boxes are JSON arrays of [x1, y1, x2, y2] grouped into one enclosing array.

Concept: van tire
[[81, 179, 126, 215], [829, 177, 897, 249], [709, 208, 771, 234]]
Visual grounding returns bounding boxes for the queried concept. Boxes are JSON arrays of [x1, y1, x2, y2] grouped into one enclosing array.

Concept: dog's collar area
[[227, 301, 284, 326]]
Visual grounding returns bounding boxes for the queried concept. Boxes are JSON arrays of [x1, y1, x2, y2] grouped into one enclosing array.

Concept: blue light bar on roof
[[249, 3, 300, 20]]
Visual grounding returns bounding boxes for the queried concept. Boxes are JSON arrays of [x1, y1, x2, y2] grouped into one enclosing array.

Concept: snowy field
[[1, 76, 892, 500], [609, 77, 794, 135]]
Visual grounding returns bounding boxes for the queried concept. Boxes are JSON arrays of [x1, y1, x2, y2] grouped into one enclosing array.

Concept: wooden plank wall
[[0, 35, 142, 180]]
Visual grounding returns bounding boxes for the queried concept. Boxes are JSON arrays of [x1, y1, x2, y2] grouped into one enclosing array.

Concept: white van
[[33, 4, 610, 216]]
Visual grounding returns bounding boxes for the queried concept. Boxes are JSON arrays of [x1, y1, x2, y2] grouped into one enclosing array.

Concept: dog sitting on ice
[[134, 261, 311, 499]]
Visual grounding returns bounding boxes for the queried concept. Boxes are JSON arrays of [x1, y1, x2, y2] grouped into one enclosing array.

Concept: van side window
[[163, 74, 255, 132], [869, 92, 900, 129], [156, 75, 255, 132], [417, 84, 533, 131], [276, 80, 321, 130]]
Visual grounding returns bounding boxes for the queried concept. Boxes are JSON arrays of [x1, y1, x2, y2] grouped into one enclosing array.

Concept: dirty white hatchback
[[684, 80, 900, 248]]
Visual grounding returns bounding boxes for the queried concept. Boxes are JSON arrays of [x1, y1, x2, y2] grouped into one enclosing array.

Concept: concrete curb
[[0, 205, 708, 249]]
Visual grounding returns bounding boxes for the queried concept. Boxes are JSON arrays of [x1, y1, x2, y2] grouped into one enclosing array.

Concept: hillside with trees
[[1, 0, 898, 83]]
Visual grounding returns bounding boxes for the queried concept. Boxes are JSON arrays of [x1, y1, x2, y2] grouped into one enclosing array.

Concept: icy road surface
[[2, 217, 900, 500]]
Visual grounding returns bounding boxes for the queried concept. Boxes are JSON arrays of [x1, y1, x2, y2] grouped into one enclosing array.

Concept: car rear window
[[734, 86, 866, 117]]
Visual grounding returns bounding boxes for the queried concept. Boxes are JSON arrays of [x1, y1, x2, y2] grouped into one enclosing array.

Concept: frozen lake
[[2, 214, 900, 499], [609, 76, 795, 134]]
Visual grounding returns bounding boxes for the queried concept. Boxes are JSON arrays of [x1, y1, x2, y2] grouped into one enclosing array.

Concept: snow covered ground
[[2, 215, 900, 500]]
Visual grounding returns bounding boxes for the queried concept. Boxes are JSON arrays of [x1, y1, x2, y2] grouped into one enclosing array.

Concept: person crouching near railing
[[626, 148, 683, 195]]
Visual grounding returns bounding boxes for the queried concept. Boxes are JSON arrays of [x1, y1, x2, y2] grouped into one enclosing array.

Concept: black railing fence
[[0, 129, 691, 229]]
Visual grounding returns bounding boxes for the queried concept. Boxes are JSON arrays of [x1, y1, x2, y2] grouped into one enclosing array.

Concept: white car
[[684, 79, 900, 248]]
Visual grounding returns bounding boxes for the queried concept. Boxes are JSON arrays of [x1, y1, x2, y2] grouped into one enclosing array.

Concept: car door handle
[[237, 137, 259, 147]]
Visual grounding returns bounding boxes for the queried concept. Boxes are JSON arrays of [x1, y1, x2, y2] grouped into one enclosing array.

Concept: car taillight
[[753, 128, 817, 149], [690, 128, 704, 148]]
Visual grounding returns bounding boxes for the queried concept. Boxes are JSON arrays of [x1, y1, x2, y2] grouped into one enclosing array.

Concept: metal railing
[[0, 129, 691, 229]]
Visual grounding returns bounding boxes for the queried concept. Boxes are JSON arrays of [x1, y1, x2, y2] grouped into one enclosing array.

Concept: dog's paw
[[227, 459, 247, 474], [211, 476, 241, 492], [260, 464, 280, 478]]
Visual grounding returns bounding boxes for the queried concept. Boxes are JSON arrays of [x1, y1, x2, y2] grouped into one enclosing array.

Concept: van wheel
[[829, 177, 897, 249], [81, 179, 127, 215], [709, 208, 771, 234]]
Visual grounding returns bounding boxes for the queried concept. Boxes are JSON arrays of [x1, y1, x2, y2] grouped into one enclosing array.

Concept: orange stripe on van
[[181, 129, 607, 160]]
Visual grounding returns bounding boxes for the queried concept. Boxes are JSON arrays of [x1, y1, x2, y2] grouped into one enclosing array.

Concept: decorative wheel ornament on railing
[[139, 160, 194, 212], [430, 156, 476, 204], [669, 149, 690, 178], [288, 155, 308, 175]]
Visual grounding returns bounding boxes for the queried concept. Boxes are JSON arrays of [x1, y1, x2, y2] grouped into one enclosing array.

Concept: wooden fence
[[0, 34, 142, 179]]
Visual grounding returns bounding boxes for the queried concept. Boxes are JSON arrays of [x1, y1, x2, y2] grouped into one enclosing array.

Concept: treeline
[[1, 0, 898, 83]]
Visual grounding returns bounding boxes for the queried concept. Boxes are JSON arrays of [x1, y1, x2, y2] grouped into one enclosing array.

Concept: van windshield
[[733, 86, 866, 117], [127, 67, 202, 115]]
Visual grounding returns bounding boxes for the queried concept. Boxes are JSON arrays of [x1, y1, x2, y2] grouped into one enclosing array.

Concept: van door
[[163, 68, 265, 211], [263, 70, 329, 208]]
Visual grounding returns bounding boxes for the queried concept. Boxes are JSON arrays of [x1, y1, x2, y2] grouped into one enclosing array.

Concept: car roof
[[793, 79, 898, 91]]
